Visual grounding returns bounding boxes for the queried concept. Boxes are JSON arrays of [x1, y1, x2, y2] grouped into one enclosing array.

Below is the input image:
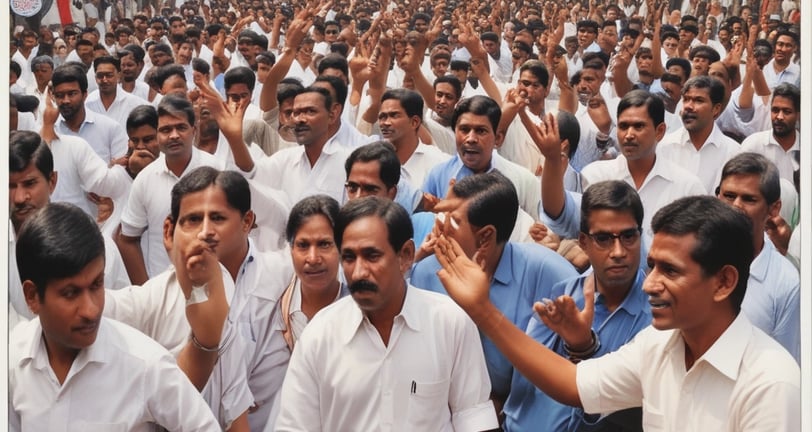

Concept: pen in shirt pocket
[[411, 380, 416, 394]]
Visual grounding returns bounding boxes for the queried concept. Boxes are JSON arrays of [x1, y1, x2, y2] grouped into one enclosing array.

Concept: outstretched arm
[[433, 234, 582, 408]]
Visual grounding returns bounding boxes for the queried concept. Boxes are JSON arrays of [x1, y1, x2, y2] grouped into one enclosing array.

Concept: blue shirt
[[503, 269, 651, 432], [422, 153, 495, 198], [410, 242, 578, 398]]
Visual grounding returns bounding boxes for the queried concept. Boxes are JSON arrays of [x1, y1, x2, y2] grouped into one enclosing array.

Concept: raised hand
[[434, 234, 491, 312], [534, 272, 595, 350]]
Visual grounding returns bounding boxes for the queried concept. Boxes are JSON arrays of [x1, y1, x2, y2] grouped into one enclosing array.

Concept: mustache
[[349, 280, 378, 294]]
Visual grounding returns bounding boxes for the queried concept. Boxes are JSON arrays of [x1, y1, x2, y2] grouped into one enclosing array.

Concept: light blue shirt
[[410, 242, 578, 399], [503, 269, 651, 432], [741, 235, 800, 363], [422, 153, 495, 199]]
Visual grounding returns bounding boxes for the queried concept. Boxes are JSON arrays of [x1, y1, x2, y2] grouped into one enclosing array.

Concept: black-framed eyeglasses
[[586, 228, 641, 250]]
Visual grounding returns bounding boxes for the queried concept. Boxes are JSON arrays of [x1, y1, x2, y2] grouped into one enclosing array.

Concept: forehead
[[294, 92, 326, 108], [684, 86, 711, 98], [341, 215, 392, 251], [10, 161, 48, 181], [777, 35, 795, 45], [349, 160, 384, 180], [586, 208, 638, 229], [618, 104, 654, 124], [381, 98, 406, 112], [456, 112, 493, 130], [158, 112, 191, 126], [720, 173, 763, 195], [772, 95, 796, 109], [53, 81, 81, 91], [178, 185, 235, 213], [96, 62, 116, 71], [294, 214, 333, 239]]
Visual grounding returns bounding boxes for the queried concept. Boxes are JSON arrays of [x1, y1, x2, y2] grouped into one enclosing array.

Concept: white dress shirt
[[9, 317, 220, 431], [740, 130, 800, 183], [120, 148, 224, 277], [104, 264, 253, 429], [657, 124, 741, 194], [276, 287, 498, 432], [85, 88, 150, 125], [581, 154, 707, 245], [422, 113, 457, 155], [252, 138, 351, 205], [49, 134, 132, 220], [55, 109, 129, 163], [576, 315, 800, 431], [401, 143, 451, 190]]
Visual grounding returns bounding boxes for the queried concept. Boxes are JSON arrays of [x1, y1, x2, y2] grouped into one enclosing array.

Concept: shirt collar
[[339, 282, 417, 345], [696, 313, 751, 380], [748, 233, 772, 282], [492, 242, 514, 286], [608, 269, 649, 317], [24, 317, 110, 372]]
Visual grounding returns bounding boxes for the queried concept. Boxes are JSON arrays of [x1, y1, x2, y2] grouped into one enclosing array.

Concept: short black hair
[[772, 83, 800, 112], [718, 152, 780, 205], [683, 75, 726, 105], [381, 88, 423, 120], [286, 195, 340, 244], [170, 167, 251, 225], [16, 203, 105, 300], [618, 89, 665, 127], [334, 197, 413, 251], [434, 75, 462, 99], [452, 95, 501, 132], [317, 53, 349, 80], [224, 66, 256, 92], [451, 171, 518, 244], [519, 60, 550, 88], [313, 75, 348, 111], [10, 130, 53, 177], [580, 180, 644, 234], [51, 62, 88, 92], [126, 104, 158, 133], [157, 94, 196, 126], [93, 55, 120, 72], [345, 141, 401, 189], [651, 195, 753, 314], [154, 63, 186, 90]]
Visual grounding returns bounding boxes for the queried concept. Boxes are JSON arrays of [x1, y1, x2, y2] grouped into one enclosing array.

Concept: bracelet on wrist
[[190, 332, 220, 352], [564, 329, 601, 363]]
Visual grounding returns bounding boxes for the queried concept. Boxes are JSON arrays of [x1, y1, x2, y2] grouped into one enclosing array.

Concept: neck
[[481, 243, 506, 281], [120, 79, 135, 92], [626, 154, 656, 188], [223, 243, 249, 282], [301, 279, 340, 319], [304, 139, 328, 167], [43, 334, 80, 385], [165, 151, 193, 177], [753, 230, 764, 256], [64, 110, 86, 132], [100, 89, 117, 108], [680, 310, 735, 370], [687, 125, 713, 150], [395, 136, 419, 164], [593, 272, 633, 313], [366, 282, 407, 347], [527, 101, 544, 117], [773, 131, 796, 151]]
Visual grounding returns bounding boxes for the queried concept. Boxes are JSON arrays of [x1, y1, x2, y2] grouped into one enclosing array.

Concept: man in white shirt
[[252, 86, 350, 204], [762, 31, 800, 90], [117, 46, 153, 101], [378, 89, 450, 189], [9, 132, 131, 324], [434, 195, 800, 432], [86, 56, 150, 125], [741, 83, 800, 182], [107, 167, 294, 431], [277, 197, 498, 431], [116, 95, 224, 284], [657, 76, 740, 193], [10, 202, 220, 431], [51, 63, 129, 164]]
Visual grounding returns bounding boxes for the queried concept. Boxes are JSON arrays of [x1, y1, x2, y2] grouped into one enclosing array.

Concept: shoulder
[[102, 318, 175, 362]]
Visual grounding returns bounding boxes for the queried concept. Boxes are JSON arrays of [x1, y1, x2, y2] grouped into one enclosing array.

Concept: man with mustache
[[86, 56, 149, 125], [277, 197, 498, 431], [741, 83, 800, 183], [252, 86, 350, 204], [657, 76, 740, 193]]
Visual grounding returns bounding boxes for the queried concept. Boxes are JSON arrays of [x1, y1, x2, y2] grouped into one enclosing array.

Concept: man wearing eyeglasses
[[503, 180, 652, 432]]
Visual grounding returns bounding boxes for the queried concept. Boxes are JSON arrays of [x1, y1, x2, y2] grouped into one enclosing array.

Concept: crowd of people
[[8, 0, 803, 430]]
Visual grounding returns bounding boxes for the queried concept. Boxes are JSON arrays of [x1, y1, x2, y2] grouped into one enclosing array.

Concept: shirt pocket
[[407, 379, 450, 430], [69, 420, 128, 432]]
